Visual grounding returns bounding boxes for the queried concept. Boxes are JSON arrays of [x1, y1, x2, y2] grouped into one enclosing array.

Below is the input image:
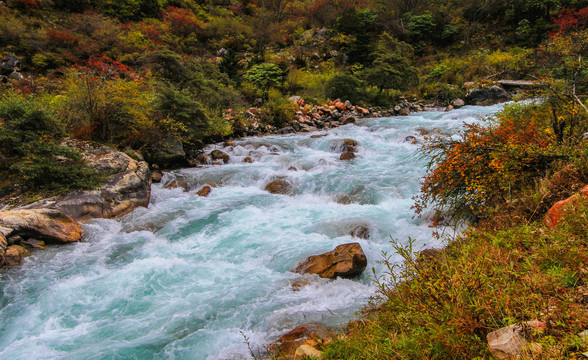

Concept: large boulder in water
[[0, 209, 82, 244], [210, 149, 230, 164], [265, 179, 293, 195], [294, 242, 367, 279], [24, 140, 151, 222], [465, 85, 511, 105]]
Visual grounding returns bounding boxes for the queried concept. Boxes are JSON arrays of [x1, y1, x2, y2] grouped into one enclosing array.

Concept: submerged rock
[[196, 185, 212, 197], [340, 152, 356, 161], [350, 225, 370, 239], [165, 179, 190, 192], [0, 209, 82, 244], [294, 242, 367, 279], [329, 139, 359, 153]]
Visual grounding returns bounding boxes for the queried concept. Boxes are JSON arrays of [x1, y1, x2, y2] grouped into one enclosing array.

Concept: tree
[[245, 63, 284, 98], [336, 8, 379, 65], [365, 33, 418, 92], [324, 72, 364, 104]]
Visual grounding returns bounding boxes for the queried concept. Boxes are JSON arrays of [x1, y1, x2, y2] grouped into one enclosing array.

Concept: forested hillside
[[0, 0, 586, 195]]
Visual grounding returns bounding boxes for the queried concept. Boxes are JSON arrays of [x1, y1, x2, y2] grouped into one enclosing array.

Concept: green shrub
[[245, 63, 284, 99], [418, 82, 463, 104], [324, 72, 365, 104], [0, 94, 100, 190], [266, 88, 295, 128]]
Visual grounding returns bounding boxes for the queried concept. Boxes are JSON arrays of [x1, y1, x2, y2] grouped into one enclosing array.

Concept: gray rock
[[398, 107, 410, 116], [452, 98, 465, 108], [8, 72, 23, 80], [210, 149, 230, 163], [144, 136, 186, 169], [487, 322, 544, 360], [279, 126, 295, 134], [0, 54, 20, 76], [331, 110, 341, 120], [466, 85, 511, 106], [341, 115, 356, 125], [487, 324, 527, 359]]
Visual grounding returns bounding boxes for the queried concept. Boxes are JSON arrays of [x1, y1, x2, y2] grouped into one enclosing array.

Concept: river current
[[0, 104, 505, 359]]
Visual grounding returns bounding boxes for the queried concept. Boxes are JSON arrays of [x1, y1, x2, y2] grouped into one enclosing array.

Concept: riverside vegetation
[[0, 0, 588, 358]]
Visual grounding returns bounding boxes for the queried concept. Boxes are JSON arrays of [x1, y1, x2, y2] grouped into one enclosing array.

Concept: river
[[0, 104, 505, 359]]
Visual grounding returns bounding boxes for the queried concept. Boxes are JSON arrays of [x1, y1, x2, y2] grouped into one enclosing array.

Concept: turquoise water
[[0, 105, 505, 359]]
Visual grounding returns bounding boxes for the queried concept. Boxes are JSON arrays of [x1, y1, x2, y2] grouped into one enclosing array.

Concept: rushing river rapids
[[0, 104, 505, 359]]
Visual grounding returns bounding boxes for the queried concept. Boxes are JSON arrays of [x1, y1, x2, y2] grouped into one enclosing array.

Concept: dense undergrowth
[[0, 0, 587, 194]]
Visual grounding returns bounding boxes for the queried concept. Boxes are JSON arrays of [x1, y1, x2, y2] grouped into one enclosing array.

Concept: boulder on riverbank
[[487, 321, 546, 359], [4, 245, 29, 266], [23, 140, 151, 222], [0, 208, 82, 244], [272, 322, 339, 359], [465, 85, 511, 106], [294, 243, 367, 279], [144, 136, 187, 169], [544, 185, 588, 227]]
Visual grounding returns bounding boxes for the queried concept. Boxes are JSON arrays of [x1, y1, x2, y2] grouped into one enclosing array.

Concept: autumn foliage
[[415, 103, 564, 222]]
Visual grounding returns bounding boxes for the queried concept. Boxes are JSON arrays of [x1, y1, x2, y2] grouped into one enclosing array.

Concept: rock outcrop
[[24, 140, 151, 222], [0, 209, 83, 243], [0, 54, 23, 81], [294, 243, 367, 279]]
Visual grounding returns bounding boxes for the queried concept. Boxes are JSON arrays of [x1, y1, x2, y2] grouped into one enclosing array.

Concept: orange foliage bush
[[415, 103, 560, 222]]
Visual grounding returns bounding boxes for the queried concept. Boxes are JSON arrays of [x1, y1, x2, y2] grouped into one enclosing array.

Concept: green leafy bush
[[0, 95, 100, 190], [324, 72, 365, 104], [245, 63, 284, 98]]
